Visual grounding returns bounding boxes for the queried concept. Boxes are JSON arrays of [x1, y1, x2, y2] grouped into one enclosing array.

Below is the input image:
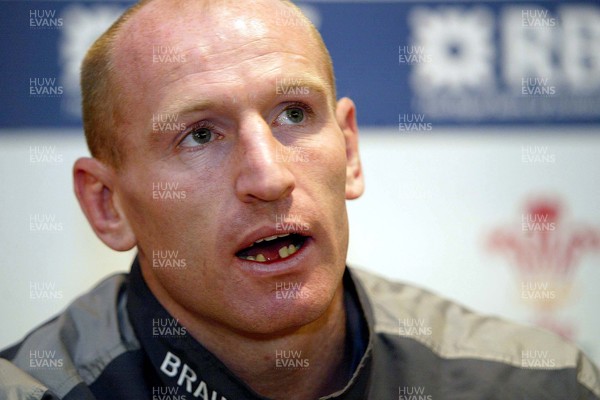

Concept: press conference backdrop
[[1, 0, 599, 367]]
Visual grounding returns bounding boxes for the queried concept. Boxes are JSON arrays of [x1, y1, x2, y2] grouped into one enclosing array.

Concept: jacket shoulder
[[0, 273, 138, 399], [0, 358, 57, 400], [349, 267, 600, 398]]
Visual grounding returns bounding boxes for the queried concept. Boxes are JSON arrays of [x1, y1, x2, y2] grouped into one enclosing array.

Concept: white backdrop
[[1, 127, 599, 365]]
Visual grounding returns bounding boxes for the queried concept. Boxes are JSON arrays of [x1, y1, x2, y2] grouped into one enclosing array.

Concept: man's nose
[[234, 116, 295, 203]]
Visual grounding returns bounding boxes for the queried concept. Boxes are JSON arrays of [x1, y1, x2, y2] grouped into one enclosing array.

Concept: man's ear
[[73, 157, 136, 251], [336, 97, 364, 200]]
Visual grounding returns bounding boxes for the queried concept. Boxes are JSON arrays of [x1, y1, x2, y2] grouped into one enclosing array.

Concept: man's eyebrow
[[274, 75, 331, 101], [147, 99, 215, 146], [155, 75, 333, 124], [160, 98, 216, 119]]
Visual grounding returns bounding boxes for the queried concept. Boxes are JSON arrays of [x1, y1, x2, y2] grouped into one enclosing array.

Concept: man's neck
[[141, 266, 350, 400]]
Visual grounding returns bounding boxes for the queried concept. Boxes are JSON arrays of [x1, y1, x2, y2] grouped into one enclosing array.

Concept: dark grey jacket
[[1, 261, 599, 399]]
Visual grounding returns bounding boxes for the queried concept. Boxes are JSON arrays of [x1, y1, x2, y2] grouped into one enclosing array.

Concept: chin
[[227, 283, 340, 336]]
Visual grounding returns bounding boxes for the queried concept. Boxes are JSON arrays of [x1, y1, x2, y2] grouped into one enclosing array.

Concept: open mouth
[[235, 233, 308, 263]]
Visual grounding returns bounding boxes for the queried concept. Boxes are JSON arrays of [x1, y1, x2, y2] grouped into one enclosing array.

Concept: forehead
[[112, 0, 330, 113]]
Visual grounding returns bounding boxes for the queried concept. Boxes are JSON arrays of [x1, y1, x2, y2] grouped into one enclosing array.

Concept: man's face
[[110, 0, 359, 334]]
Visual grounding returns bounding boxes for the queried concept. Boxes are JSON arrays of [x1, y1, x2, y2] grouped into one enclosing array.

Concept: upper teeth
[[254, 233, 289, 244]]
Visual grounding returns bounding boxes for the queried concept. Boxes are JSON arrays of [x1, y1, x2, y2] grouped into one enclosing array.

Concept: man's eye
[[275, 107, 306, 126], [191, 128, 213, 144], [180, 125, 219, 148]]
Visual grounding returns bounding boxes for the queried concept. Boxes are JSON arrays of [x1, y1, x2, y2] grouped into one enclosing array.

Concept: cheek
[[117, 166, 223, 259], [302, 132, 348, 196], [298, 131, 350, 240]]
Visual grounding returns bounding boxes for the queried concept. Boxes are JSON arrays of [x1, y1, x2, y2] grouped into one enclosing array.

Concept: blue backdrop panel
[[0, 0, 599, 128]]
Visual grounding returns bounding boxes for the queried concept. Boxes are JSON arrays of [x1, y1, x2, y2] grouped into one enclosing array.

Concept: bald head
[[80, 0, 335, 169]]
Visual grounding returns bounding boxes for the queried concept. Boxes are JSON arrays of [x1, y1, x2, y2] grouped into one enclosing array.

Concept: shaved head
[[80, 0, 335, 169], [74, 0, 364, 365]]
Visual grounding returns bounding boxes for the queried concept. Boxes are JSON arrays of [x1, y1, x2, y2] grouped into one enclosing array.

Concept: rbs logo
[[410, 5, 600, 94]]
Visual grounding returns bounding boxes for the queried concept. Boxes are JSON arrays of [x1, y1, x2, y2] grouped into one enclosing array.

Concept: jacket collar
[[126, 257, 373, 399]]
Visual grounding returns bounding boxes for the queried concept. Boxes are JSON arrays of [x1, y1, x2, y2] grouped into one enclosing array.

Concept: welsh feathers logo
[[487, 197, 600, 340]]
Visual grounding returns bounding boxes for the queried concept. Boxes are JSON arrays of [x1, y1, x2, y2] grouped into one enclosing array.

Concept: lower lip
[[234, 238, 313, 277]]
